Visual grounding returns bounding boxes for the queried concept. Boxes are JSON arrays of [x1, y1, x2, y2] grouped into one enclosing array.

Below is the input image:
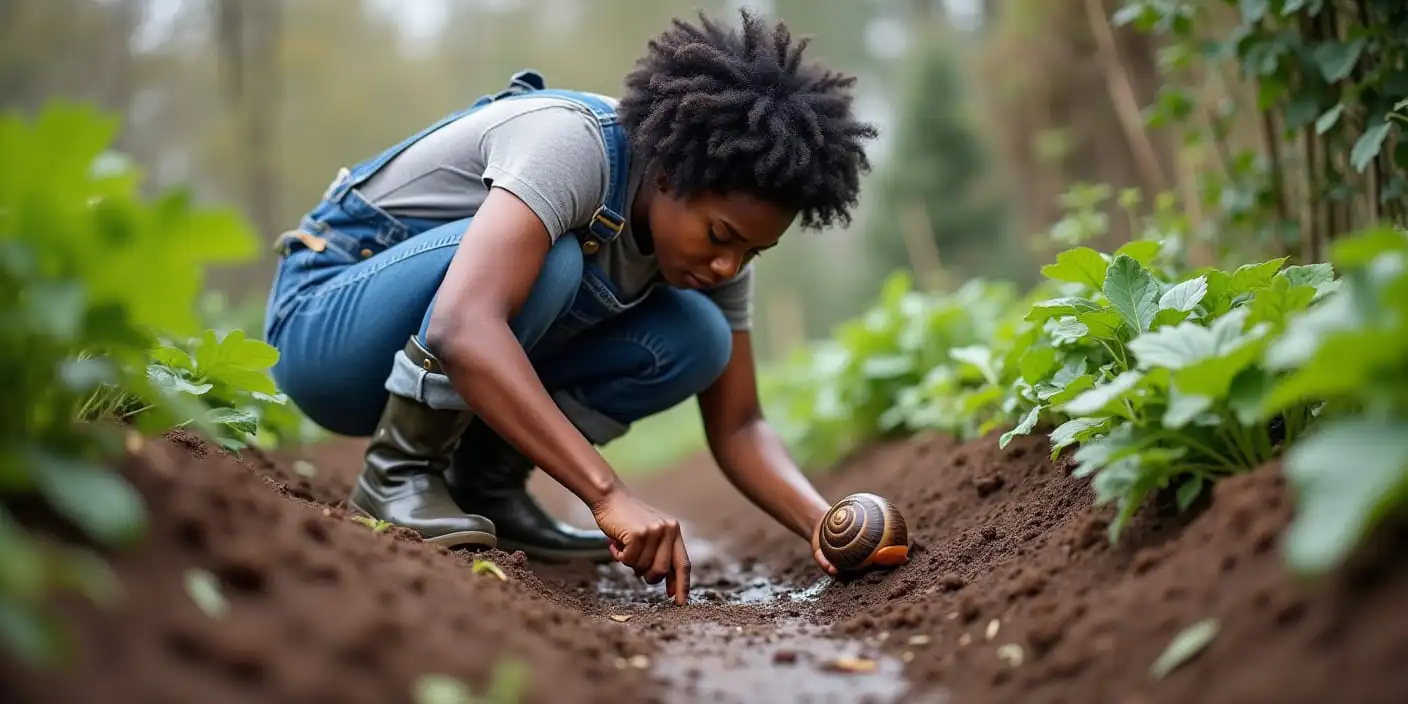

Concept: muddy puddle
[[579, 528, 945, 703]]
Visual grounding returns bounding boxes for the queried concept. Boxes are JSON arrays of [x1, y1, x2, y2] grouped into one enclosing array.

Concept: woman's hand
[[591, 489, 692, 605], [811, 515, 839, 578]]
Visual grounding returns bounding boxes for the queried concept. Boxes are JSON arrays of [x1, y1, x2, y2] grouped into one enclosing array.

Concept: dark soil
[[4, 426, 1406, 703]]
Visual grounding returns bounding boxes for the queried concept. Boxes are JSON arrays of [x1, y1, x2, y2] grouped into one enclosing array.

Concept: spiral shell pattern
[[819, 493, 907, 572]]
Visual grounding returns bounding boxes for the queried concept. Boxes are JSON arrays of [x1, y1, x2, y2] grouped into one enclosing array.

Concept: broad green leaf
[[147, 364, 213, 396], [1114, 240, 1162, 267], [1150, 619, 1219, 680], [1077, 309, 1125, 338], [192, 329, 280, 394], [1163, 387, 1212, 429], [1313, 38, 1366, 82], [205, 407, 258, 435], [1262, 330, 1408, 414], [1000, 405, 1044, 448], [1177, 475, 1205, 512], [1050, 318, 1091, 345], [1248, 276, 1317, 330], [1041, 247, 1109, 290], [1049, 416, 1109, 459], [1330, 226, 1408, 267], [149, 345, 195, 371], [1315, 104, 1344, 135], [951, 346, 999, 385], [1283, 417, 1408, 575], [1104, 255, 1160, 333], [1264, 291, 1356, 369], [1175, 331, 1269, 400], [1228, 367, 1273, 425], [1062, 370, 1145, 417], [1159, 276, 1208, 312], [1200, 270, 1234, 317], [1019, 346, 1059, 383], [1047, 375, 1096, 406], [1027, 297, 1102, 323], [28, 450, 146, 547], [1230, 258, 1287, 294], [1279, 263, 1334, 289], [1351, 121, 1393, 173], [1152, 308, 1191, 329]]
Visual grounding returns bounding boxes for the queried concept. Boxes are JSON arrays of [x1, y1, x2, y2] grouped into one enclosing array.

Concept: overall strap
[[514, 87, 632, 253], [324, 70, 551, 204]]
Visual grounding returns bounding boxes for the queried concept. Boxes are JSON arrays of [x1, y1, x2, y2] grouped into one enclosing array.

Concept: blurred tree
[[859, 24, 1017, 288]]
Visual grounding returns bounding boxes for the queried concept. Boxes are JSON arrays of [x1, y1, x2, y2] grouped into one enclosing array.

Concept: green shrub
[[0, 103, 272, 664]]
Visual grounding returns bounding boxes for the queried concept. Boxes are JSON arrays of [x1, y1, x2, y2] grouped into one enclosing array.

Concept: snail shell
[[819, 493, 910, 573]]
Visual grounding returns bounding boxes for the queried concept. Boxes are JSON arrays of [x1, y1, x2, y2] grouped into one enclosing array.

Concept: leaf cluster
[[0, 103, 261, 664]]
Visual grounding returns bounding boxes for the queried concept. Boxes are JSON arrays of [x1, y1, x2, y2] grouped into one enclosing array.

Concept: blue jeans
[[264, 217, 733, 447]]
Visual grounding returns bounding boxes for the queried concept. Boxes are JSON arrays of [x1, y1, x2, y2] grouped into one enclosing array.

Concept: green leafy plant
[[1264, 225, 1408, 575], [1001, 237, 1335, 540], [146, 329, 283, 452], [0, 102, 259, 664], [761, 272, 1021, 468]]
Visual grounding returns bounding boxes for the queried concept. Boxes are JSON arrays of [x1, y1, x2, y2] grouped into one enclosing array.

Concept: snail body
[[818, 493, 910, 573]]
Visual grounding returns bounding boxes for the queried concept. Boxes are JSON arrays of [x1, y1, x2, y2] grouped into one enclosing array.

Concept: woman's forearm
[[708, 417, 830, 539], [429, 318, 623, 506]]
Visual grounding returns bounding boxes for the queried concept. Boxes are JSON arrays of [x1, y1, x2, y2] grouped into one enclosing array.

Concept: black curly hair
[[618, 9, 878, 231]]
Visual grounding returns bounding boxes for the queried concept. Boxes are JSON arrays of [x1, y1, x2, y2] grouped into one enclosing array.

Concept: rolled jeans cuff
[[384, 349, 628, 445]]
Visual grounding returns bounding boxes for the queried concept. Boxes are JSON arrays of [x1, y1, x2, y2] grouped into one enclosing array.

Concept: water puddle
[[652, 620, 948, 704]]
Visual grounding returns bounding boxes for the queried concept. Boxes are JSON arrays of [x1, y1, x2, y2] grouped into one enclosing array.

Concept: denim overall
[[262, 70, 733, 444]]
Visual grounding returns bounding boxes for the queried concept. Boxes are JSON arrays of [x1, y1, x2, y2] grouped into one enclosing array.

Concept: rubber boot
[[447, 420, 613, 563], [347, 339, 497, 550]]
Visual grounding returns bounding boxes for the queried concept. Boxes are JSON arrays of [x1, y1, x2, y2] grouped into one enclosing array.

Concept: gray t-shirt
[[357, 94, 754, 330]]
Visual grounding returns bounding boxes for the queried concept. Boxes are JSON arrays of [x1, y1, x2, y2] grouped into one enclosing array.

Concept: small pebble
[[773, 650, 798, 665], [907, 635, 932, 646], [986, 619, 1001, 640], [629, 655, 650, 669], [902, 651, 915, 663], [997, 644, 1024, 667], [959, 633, 972, 647]]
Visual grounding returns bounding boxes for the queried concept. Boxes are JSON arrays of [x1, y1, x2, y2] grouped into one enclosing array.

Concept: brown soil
[[4, 426, 1406, 704]]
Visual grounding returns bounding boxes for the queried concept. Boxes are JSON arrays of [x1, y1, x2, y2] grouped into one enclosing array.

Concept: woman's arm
[[425, 187, 691, 602], [697, 329, 837, 573]]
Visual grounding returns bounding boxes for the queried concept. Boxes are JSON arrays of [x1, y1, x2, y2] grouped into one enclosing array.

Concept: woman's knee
[[658, 290, 734, 394]]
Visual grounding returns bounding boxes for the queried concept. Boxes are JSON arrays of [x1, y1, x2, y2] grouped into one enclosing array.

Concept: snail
[[818, 493, 910, 573]]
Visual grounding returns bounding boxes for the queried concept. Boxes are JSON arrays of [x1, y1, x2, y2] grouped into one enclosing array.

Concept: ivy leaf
[[1282, 417, 1408, 575], [1352, 121, 1393, 173], [1041, 247, 1110, 290], [1159, 276, 1208, 313], [1104, 255, 1160, 333], [1313, 38, 1366, 82], [1000, 405, 1044, 448], [1315, 104, 1344, 135]]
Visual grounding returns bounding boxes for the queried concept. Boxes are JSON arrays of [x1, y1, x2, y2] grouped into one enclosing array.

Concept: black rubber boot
[[447, 420, 613, 563], [347, 338, 496, 550]]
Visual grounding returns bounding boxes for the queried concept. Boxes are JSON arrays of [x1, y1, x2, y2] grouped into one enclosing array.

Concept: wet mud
[[4, 427, 1407, 703]]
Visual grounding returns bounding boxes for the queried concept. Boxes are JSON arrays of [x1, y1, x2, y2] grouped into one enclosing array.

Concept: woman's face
[[641, 183, 795, 290]]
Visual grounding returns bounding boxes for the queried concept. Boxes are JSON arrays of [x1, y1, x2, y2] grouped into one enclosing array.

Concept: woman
[[262, 10, 876, 606]]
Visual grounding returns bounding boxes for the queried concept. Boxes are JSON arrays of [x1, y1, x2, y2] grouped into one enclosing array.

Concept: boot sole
[[495, 538, 614, 564], [346, 499, 498, 551]]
